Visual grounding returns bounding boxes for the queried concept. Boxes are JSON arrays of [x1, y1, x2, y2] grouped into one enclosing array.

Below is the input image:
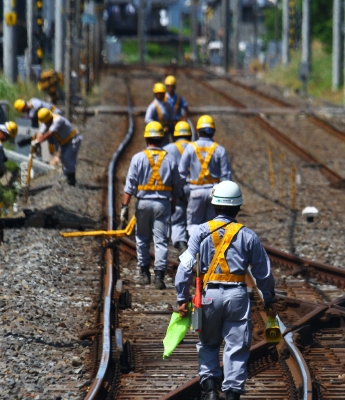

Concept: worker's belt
[[137, 149, 172, 192], [206, 282, 246, 289], [174, 139, 189, 155], [189, 142, 220, 185], [55, 129, 77, 146], [203, 221, 244, 289]]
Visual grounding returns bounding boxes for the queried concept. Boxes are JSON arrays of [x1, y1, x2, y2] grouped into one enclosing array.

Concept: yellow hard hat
[[174, 121, 192, 137], [37, 107, 53, 123], [14, 99, 26, 112], [144, 121, 165, 138], [164, 75, 176, 86], [196, 115, 215, 130], [5, 121, 18, 139], [153, 83, 166, 94]]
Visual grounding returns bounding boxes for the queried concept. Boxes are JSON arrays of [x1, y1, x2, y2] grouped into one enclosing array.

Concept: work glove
[[120, 204, 129, 224], [31, 139, 39, 148], [265, 302, 277, 318]]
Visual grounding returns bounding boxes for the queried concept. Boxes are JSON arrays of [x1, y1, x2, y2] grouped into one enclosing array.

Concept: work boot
[[225, 390, 240, 400], [66, 173, 76, 186], [202, 378, 219, 400], [140, 266, 151, 285], [154, 270, 166, 290], [177, 241, 188, 256]]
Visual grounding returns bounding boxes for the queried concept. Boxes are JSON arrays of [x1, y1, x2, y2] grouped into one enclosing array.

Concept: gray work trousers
[[135, 198, 171, 271], [187, 186, 216, 236], [171, 197, 188, 247], [61, 134, 82, 175], [197, 284, 252, 394]]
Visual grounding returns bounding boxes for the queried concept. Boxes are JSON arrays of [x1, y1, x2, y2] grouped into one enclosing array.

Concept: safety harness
[[165, 94, 181, 119], [52, 115, 77, 146], [189, 142, 220, 185], [154, 100, 169, 127], [202, 221, 245, 289], [174, 139, 189, 155], [137, 149, 172, 191]]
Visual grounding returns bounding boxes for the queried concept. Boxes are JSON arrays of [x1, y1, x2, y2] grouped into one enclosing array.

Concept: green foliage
[[5, 160, 19, 173], [122, 39, 179, 64], [0, 182, 17, 212], [262, 6, 282, 46]]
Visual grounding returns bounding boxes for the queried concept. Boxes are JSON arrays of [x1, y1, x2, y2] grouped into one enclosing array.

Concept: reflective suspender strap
[[174, 95, 181, 117], [137, 149, 172, 191], [189, 142, 220, 185], [55, 129, 77, 146], [203, 222, 245, 289], [154, 100, 169, 126], [174, 140, 189, 155], [51, 105, 57, 112]]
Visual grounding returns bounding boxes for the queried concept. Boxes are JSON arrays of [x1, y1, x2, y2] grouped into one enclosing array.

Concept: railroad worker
[[175, 181, 277, 400], [145, 83, 173, 146], [14, 98, 63, 124], [164, 75, 189, 123], [163, 121, 192, 255], [36, 108, 81, 186], [0, 122, 18, 178], [120, 121, 182, 290], [179, 115, 231, 235]]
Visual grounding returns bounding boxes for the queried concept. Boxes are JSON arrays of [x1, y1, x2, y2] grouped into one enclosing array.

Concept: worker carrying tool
[[179, 115, 231, 235], [14, 98, 63, 124], [0, 122, 17, 178], [163, 121, 192, 255], [164, 75, 189, 122], [120, 121, 182, 289], [36, 108, 81, 186], [145, 83, 173, 146], [175, 181, 277, 400]]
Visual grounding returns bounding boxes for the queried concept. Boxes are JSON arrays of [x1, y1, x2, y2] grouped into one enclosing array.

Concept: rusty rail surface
[[185, 71, 343, 186]]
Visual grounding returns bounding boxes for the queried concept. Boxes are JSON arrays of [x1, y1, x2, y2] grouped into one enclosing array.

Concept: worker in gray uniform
[[164, 75, 189, 123], [179, 115, 231, 236], [164, 121, 192, 255], [145, 83, 173, 146], [0, 122, 18, 178], [36, 108, 81, 186], [175, 181, 277, 400], [120, 121, 182, 289]]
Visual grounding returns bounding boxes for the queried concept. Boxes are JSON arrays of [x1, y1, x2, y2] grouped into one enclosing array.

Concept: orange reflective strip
[[203, 222, 244, 289], [174, 139, 189, 155], [174, 95, 181, 117], [137, 149, 172, 191], [55, 129, 77, 146], [154, 100, 164, 124], [190, 142, 220, 185]]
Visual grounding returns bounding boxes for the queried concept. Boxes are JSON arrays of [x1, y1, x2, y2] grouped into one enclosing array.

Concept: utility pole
[[274, 0, 279, 57], [55, 0, 65, 73], [301, 0, 311, 72], [94, 1, 103, 84], [65, 0, 75, 120], [333, 0, 342, 91], [138, 0, 145, 65], [252, 0, 258, 58], [3, 0, 17, 83], [233, 0, 240, 70], [190, 0, 198, 66], [282, 0, 289, 66], [222, 0, 230, 73], [26, 0, 34, 79]]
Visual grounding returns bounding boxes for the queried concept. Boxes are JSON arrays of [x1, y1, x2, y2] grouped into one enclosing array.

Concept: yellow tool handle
[[60, 216, 136, 238]]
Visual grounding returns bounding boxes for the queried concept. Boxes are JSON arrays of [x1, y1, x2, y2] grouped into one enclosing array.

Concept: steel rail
[[85, 75, 134, 400], [201, 68, 345, 144], [185, 71, 344, 185]]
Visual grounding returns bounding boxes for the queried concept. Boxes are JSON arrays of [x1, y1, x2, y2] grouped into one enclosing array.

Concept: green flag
[[163, 304, 191, 360]]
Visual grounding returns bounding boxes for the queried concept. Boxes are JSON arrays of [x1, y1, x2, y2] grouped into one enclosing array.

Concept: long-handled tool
[[23, 139, 38, 204], [190, 253, 202, 332]]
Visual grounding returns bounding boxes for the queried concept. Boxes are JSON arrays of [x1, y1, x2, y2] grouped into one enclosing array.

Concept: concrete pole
[[138, 0, 145, 65], [94, 2, 103, 84], [65, 0, 75, 120], [55, 0, 65, 73], [282, 0, 289, 66], [253, 0, 258, 58], [190, 0, 198, 65], [301, 0, 311, 71], [26, 0, 34, 79], [3, 0, 17, 83], [333, 0, 342, 91], [274, 0, 279, 57], [222, 0, 229, 73], [233, 0, 240, 70]]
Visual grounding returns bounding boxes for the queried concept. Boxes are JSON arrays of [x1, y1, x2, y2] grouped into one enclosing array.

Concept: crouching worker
[[0, 122, 18, 178], [120, 121, 181, 289], [36, 108, 81, 186], [175, 181, 277, 400]]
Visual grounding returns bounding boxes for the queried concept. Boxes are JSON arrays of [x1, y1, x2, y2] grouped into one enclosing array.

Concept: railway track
[[81, 67, 345, 400]]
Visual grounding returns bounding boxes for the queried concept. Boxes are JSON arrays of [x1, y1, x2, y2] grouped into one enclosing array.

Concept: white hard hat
[[211, 181, 244, 206]]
